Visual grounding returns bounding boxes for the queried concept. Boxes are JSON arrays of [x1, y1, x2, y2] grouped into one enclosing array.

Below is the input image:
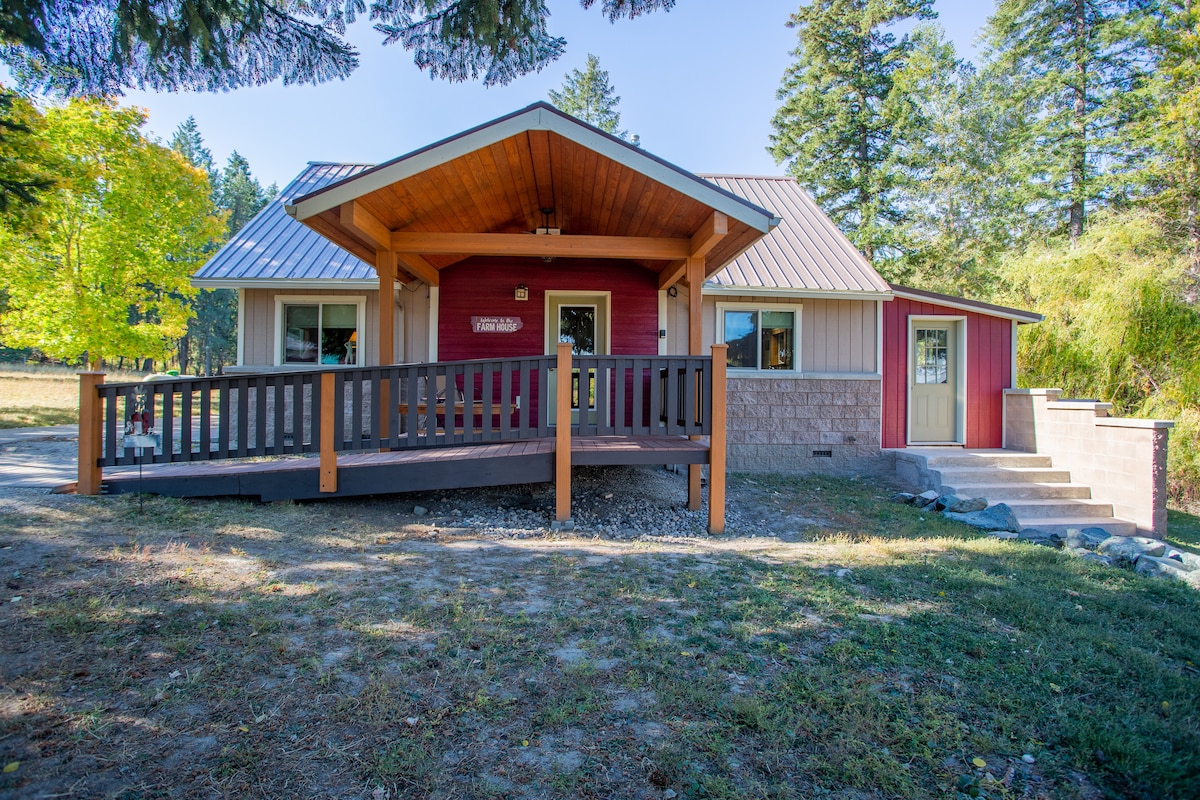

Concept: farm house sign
[[471, 316, 524, 333]]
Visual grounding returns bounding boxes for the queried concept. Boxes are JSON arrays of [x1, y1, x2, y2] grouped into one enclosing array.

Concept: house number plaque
[[471, 316, 524, 333]]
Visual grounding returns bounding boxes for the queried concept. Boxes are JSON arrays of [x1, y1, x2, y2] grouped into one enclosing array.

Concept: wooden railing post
[[77, 372, 105, 495], [708, 345, 728, 535], [319, 372, 337, 493], [555, 342, 572, 522]]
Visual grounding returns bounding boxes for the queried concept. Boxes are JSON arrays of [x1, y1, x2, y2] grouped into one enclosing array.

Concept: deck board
[[103, 436, 710, 501]]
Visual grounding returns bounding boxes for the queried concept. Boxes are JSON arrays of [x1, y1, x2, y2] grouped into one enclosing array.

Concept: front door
[[909, 321, 960, 443], [547, 293, 609, 425]]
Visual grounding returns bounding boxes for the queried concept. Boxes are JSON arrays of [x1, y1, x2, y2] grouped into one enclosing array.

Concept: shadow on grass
[[0, 405, 78, 429], [1, 489, 1197, 800], [1167, 508, 1200, 550]]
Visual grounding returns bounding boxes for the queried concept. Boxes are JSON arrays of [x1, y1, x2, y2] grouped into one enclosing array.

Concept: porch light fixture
[[515, 284, 529, 301], [534, 207, 560, 236]]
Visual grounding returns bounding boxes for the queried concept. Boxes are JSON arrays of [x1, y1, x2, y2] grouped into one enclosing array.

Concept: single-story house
[[193, 102, 1041, 479]]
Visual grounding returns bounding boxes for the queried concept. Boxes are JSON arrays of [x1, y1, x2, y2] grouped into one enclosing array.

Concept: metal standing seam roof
[[192, 163, 378, 286], [701, 176, 891, 296], [194, 166, 890, 297]]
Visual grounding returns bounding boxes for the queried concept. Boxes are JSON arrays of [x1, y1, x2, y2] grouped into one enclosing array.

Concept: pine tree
[[548, 54, 636, 142], [1133, 1, 1200, 294], [0, 0, 676, 96], [980, 0, 1151, 243], [768, 0, 936, 273], [218, 152, 268, 237], [169, 117, 215, 188]]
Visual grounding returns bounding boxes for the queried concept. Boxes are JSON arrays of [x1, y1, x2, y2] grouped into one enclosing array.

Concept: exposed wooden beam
[[656, 213, 729, 290], [395, 252, 441, 287], [658, 259, 687, 290], [391, 231, 692, 260], [690, 211, 728, 260], [340, 201, 393, 251], [687, 256, 704, 356]]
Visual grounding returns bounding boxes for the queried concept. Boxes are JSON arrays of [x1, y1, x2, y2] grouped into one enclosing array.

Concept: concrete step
[[922, 452, 1054, 469], [938, 467, 1073, 486], [1018, 517, 1137, 536], [948, 482, 1093, 500], [1004, 499, 1114, 519]]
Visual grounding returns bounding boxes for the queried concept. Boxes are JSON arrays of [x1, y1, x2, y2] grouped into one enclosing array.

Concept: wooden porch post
[[708, 344, 728, 534], [555, 342, 573, 521], [376, 250, 397, 445], [686, 256, 704, 511], [319, 372, 337, 493], [77, 372, 105, 495]]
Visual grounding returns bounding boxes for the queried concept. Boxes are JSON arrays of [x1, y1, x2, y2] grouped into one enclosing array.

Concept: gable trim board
[[287, 103, 779, 237]]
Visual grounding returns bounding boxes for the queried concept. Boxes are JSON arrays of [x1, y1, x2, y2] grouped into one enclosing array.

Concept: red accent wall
[[438, 257, 660, 359], [881, 297, 1013, 449]]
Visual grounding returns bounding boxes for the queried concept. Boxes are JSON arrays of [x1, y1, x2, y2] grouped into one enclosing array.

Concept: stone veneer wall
[[725, 377, 888, 475], [1004, 388, 1173, 536]]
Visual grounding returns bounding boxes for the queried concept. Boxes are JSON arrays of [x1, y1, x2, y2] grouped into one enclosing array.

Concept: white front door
[[909, 321, 961, 443]]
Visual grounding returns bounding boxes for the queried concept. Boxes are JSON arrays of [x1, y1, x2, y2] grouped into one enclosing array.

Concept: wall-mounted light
[[515, 284, 529, 301]]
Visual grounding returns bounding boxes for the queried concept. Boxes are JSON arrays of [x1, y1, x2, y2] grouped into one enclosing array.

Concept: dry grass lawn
[[1, 475, 1197, 800], [0, 365, 143, 429]]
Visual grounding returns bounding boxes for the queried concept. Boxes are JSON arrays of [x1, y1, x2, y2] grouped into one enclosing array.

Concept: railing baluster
[[253, 375, 267, 455], [500, 361, 513, 439], [103, 388, 117, 465]]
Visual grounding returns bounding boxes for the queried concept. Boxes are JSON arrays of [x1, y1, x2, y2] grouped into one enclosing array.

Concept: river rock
[[890, 492, 916, 504], [1018, 528, 1064, 548], [1078, 552, 1113, 567], [948, 496, 988, 514], [1164, 549, 1200, 570], [1098, 536, 1166, 567], [1066, 528, 1110, 551], [943, 503, 1021, 533], [1135, 556, 1200, 586], [933, 494, 962, 512], [911, 490, 940, 509]]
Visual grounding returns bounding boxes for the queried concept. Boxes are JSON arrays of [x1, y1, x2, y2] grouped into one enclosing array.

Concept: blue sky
[[120, 1, 995, 188]]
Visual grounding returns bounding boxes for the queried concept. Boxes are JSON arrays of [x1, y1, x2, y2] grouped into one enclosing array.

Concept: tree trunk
[[1069, 0, 1088, 245], [178, 334, 190, 374]]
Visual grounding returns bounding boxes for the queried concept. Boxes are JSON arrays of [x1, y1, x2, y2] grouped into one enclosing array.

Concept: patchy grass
[[0, 365, 142, 428], [0, 481, 1197, 799]]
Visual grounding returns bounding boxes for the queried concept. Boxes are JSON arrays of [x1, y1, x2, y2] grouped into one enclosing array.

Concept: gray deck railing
[[87, 354, 713, 468]]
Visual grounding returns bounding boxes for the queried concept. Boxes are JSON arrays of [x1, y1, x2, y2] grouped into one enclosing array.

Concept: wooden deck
[[103, 436, 710, 502]]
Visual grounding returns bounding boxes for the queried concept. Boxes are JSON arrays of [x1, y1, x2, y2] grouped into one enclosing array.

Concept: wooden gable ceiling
[[296, 121, 773, 285]]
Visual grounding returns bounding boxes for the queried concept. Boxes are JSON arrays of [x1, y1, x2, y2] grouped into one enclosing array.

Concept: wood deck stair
[[896, 449, 1137, 536]]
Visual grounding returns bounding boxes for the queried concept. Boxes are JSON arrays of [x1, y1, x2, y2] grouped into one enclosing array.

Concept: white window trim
[[544, 291, 612, 355], [273, 294, 367, 367], [715, 301, 803, 375]]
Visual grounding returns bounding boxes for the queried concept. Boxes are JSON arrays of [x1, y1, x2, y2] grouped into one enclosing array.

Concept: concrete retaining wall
[[1004, 389, 1173, 536]]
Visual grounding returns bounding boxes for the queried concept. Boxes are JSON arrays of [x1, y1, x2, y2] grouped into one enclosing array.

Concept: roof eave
[[889, 284, 1043, 323], [703, 284, 893, 301], [288, 103, 778, 235], [191, 278, 379, 290]]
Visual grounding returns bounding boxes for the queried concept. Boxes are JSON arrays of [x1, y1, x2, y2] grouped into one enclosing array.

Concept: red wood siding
[[438, 257, 660, 360], [881, 297, 1013, 449]]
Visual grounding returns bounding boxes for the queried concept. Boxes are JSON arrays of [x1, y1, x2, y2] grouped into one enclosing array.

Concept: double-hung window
[[277, 298, 364, 366], [718, 304, 799, 372]]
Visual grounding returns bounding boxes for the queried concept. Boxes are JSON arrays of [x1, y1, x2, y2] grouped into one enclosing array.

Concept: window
[[276, 298, 363, 366], [914, 328, 949, 384], [719, 305, 798, 371]]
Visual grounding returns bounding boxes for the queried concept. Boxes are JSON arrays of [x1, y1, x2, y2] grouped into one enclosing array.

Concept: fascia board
[[889, 287, 1043, 323], [702, 285, 893, 302], [191, 278, 378, 290]]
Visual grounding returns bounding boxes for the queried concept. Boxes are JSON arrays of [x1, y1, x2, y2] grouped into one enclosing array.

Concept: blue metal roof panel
[[193, 163, 378, 283]]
